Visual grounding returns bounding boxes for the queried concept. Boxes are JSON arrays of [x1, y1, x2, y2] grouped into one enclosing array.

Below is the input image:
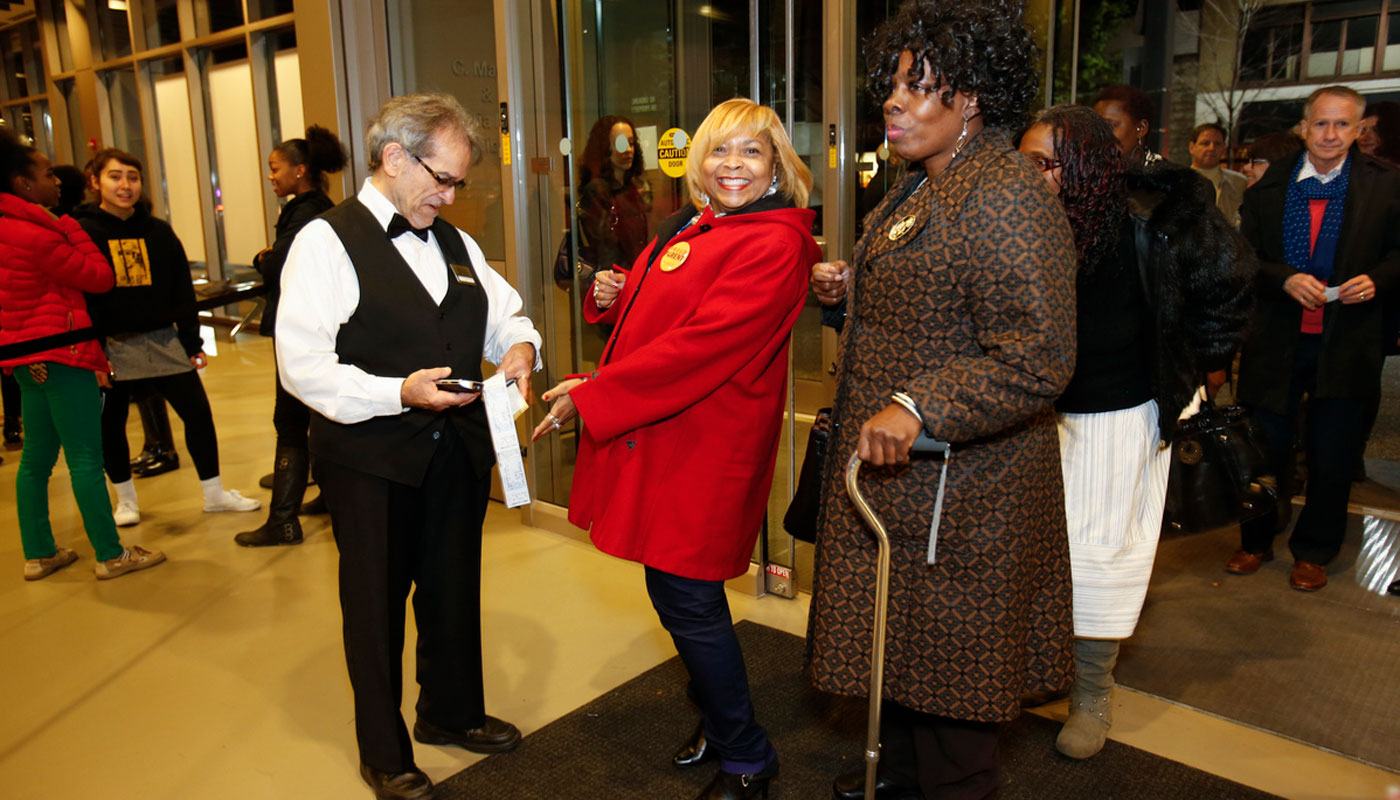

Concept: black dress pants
[[644, 566, 774, 773], [1, 370, 20, 435], [1240, 335, 1369, 565], [878, 701, 1000, 800], [102, 370, 220, 482], [317, 424, 490, 773]]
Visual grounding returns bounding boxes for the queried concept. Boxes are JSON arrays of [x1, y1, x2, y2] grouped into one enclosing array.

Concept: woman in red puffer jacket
[[0, 129, 164, 581]]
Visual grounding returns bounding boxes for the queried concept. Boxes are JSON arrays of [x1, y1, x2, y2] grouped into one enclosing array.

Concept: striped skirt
[[1057, 400, 1171, 639]]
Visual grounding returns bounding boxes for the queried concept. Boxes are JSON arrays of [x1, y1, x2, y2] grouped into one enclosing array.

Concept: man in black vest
[[1231, 85, 1400, 592], [277, 92, 541, 800]]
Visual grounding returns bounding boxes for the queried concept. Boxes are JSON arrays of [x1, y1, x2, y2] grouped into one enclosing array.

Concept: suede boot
[[1055, 638, 1119, 759], [235, 447, 307, 546]]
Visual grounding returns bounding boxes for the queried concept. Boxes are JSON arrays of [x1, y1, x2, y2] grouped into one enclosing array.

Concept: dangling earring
[[952, 104, 977, 160], [698, 192, 710, 207], [764, 174, 779, 197]]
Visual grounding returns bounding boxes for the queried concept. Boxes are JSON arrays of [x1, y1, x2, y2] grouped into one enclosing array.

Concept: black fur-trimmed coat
[[1128, 164, 1256, 440]]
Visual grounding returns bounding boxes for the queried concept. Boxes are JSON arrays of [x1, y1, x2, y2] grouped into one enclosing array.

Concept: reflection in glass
[[100, 68, 146, 167], [1308, 19, 1342, 76], [95, 1, 133, 61], [48, 0, 74, 73], [141, 0, 183, 48], [1340, 15, 1379, 74], [3, 28, 29, 98], [205, 42, 269, 267], [148, 57, 207, 259]]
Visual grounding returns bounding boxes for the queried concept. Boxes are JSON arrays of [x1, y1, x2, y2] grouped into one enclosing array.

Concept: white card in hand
[[482, 373, 531, 508], [1324, 286, 1341, 303]]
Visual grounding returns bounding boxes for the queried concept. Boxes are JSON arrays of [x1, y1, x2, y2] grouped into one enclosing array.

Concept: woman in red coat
[[534, 98, 819, 800], [0, 129, 165, 581]]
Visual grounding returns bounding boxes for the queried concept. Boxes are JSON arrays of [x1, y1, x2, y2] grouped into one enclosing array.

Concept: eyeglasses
[[1032, 156, 1063, 173], [410, 151, 467, 191]]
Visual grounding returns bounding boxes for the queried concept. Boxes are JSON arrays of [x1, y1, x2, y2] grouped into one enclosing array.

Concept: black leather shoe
[[132, 448, 179, 478], [674, 720, 715, 768], [695, 762, 778, 800], [358, 763, 434, 800], [832, 768, 921, 800], [3, 430, 20, 451], [413, 715, 521, 754]]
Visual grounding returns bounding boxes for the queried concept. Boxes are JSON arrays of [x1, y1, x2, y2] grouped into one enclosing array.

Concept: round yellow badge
[[659, 241, 692, 272]]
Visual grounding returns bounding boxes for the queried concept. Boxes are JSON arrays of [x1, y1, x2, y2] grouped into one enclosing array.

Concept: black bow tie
[[387, 213, 430, 242]]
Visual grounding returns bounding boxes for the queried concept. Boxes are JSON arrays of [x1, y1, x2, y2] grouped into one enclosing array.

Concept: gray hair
[[1303, 85, 1366, 121], [365, 91, 485, 172]]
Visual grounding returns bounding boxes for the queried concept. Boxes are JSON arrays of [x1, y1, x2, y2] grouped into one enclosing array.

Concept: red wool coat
[[0, 193, 113, 373], [567, 203, 820, 581]]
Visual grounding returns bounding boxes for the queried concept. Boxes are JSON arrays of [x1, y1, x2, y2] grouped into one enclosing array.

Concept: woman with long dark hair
[[573, 114, 652, 281], [808, 3, 1078, 796], [75, 148, 261, 527], [236, 125, 348, 547], [1019, 104, 1252, 759], [0, 129, 165, 580]]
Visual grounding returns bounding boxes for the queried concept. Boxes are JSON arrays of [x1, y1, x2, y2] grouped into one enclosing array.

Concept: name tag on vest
[[448, 262, 477, 285]]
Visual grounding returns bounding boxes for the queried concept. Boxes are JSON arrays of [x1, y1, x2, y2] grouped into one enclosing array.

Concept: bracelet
[[891, 391, 923, 424]]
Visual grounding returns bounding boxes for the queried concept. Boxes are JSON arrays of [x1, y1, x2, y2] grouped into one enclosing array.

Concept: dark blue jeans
[[643, 566, 775, 774], [1241, 335, 1368, 565]]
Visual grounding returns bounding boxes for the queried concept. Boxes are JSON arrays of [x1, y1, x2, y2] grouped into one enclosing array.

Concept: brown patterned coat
[[806, 130, 1078, 723]]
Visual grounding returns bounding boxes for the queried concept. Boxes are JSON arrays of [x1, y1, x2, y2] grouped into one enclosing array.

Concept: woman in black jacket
[[235, 125, 347, 547], [77, 148, 260, 526], [1019, 105, 1254, 760]]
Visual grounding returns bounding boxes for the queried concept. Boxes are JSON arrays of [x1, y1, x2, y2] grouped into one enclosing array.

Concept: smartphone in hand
[[434, 377, 518, 394]]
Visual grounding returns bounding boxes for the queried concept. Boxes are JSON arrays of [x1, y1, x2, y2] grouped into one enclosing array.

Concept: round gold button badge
[[660, 241, 692, 272], [888, 215, 918, 241]]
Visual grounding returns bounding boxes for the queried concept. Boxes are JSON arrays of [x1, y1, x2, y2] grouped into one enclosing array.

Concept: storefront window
[[202, 41, 270, 267]]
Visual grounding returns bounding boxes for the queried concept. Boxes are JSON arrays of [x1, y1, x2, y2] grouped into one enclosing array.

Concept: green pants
[[15, 363, 123, 562]]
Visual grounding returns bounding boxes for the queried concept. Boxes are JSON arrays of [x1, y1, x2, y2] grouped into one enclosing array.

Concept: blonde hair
[[684, 98, 813, 210]]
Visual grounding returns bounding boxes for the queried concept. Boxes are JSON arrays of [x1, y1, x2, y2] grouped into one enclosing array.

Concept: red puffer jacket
[[0, 192, 114, 373]]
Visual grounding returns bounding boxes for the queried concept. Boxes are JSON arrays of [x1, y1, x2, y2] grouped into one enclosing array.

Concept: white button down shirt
[[1297, 154, 1347, 185], [277, 178, 542, 424]]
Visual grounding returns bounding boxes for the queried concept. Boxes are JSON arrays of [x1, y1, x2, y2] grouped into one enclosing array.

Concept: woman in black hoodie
[[235, 125, 346, 547], [77, 148, 260, 526]]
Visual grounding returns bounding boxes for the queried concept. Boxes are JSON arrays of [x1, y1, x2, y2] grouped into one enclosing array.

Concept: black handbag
[[783, 407, 832, 543], [1163, 403, 1279, 534]]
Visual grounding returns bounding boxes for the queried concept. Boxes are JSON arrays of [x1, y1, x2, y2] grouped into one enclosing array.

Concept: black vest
[[308, 197, 494, 486]]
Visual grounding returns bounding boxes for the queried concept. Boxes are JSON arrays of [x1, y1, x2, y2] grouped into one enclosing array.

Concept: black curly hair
[[1030, 105, 1127, 277], [274, 124, 348, 193], [866, 0, 1041, 130], [0, 126, 38, 195]]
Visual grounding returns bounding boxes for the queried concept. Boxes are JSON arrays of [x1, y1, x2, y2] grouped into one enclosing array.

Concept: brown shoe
[[1225, 549, 1274, 575], [1289, 560, 1327, 592]]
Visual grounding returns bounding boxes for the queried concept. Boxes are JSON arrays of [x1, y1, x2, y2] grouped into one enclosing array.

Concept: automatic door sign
[[659, 128, 690, 178]]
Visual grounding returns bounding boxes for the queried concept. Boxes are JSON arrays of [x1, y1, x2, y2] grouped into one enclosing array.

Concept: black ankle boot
[[674, 720, 714, 768], [236, 447, 307, 547], [695, 762, 778, 800]]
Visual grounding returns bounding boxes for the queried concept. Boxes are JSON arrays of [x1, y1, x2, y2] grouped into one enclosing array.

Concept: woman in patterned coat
[[806, 3, 1077, 797]]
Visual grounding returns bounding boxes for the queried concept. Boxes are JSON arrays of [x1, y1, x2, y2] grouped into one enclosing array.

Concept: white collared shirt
[[276, 178, 542, 424], [1297, 154, 1347, 185]]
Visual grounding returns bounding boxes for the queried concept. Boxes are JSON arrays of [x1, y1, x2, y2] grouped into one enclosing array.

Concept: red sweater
[[0, 192, 113, 373]]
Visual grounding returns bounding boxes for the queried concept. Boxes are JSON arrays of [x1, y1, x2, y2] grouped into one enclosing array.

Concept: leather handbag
[[783, 407, 832, 543], [1164, 403, 1279, 534]]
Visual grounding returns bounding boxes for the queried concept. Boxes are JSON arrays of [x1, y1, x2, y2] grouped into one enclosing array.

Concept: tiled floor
[[1, 335, 1396, 799]]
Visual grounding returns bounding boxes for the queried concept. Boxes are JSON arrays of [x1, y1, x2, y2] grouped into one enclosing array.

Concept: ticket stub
[[1324, 286, 1341, 303], [482, 373, 531, 508]]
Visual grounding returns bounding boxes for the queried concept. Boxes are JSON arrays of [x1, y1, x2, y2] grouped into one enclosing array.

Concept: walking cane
[[845, 434, 951, 799]]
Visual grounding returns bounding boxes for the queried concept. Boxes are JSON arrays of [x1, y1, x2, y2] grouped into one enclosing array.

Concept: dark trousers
[[643, 566, 773, 773], [2, 370, 19, 435], [271, 360, 310, 450], [101, 371, 220, 482], [318, 425, 490, 773], [879, 701, 1000, 800], [1241, 335, 1368, 565]]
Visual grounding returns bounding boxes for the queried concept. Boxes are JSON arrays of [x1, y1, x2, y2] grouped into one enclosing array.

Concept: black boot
[[235, 447, 307, 547], [696, 761, 778, 800], [133, 396, 179, 477], [674, 720, 714, 768]]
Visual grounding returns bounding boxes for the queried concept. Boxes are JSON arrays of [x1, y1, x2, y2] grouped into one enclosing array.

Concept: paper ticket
[[482, 372, 531, 508], [1324, 286, 1341, 303]]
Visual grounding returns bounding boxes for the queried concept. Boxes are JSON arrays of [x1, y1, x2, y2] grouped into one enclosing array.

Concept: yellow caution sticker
[[659, 128, 690, 178], [828, 146, 838, 169], [500, 133, 512, 166], [659, 241, 692, 272]]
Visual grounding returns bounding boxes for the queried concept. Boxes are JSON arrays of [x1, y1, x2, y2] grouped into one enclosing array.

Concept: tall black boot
[[132, 395, 180, 477], [235, 447, 307, 547]]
